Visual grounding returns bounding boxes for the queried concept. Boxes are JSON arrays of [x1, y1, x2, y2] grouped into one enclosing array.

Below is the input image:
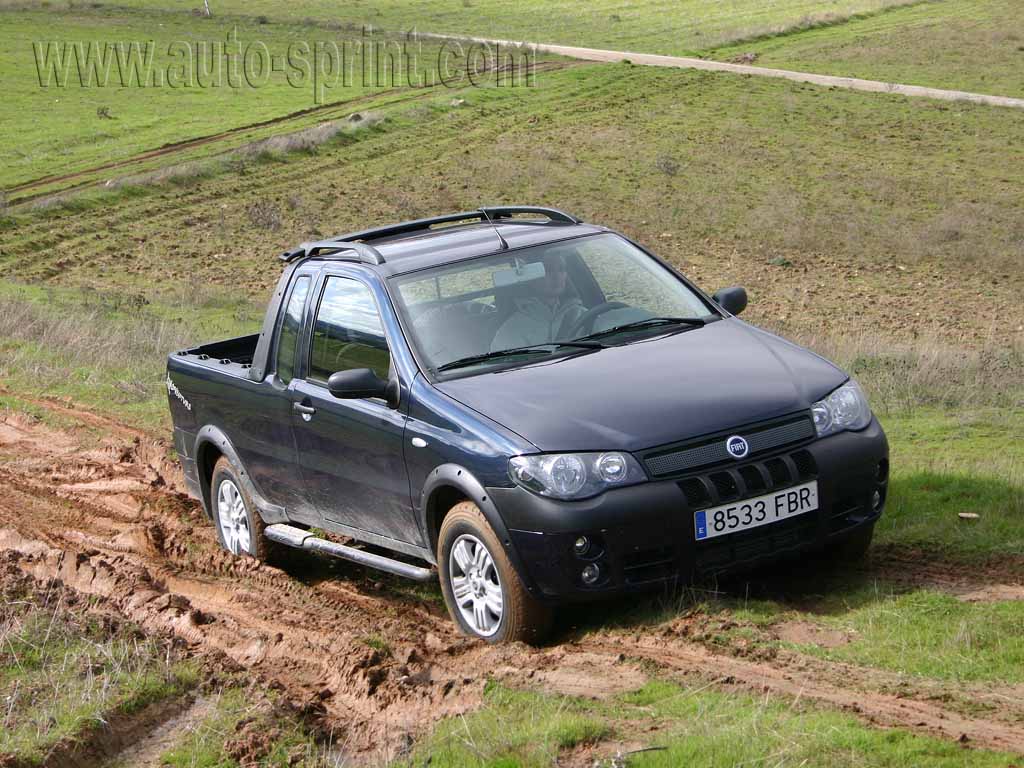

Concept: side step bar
[[265, 524, 435, 582]]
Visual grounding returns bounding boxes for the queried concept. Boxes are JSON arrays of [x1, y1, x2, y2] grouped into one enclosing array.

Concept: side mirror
[[712, 286, 748, 316], [327, 368, 389, 400]]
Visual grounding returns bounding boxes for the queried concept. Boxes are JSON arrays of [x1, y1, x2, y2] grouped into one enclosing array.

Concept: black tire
[[438, 501, 552, 644], [210, 456, 276, 562], [832, 522, 875, 563]]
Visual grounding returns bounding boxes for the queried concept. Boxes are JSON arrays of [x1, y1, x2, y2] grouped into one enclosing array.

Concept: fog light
[[581, 563, 601, 585], [573, 536, 590, 556], [872, 490, 882, 510]]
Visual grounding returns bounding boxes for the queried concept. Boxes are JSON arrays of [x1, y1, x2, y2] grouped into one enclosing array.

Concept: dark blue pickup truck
[[166, 206, 889, 643]]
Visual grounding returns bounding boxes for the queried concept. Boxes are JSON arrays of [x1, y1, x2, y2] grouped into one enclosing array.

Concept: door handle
[[292, 402, 316, 421]]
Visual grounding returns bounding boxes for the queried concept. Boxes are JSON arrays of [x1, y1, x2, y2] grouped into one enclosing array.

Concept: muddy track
[[1, 406, 1023, 759]]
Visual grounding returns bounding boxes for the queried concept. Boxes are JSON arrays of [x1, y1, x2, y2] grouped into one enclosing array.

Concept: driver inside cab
[[490, 251, 586, 351]]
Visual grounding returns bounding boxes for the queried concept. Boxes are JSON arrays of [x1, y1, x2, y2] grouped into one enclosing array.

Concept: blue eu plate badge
[[694, 510, 708, 540]]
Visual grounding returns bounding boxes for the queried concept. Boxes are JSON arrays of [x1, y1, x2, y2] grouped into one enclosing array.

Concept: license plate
[[694, 481, 818, 541]]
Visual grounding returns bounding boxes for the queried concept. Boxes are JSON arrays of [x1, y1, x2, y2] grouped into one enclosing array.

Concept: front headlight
[[811, 380, 872, 438], [508, 452, 647, 500]]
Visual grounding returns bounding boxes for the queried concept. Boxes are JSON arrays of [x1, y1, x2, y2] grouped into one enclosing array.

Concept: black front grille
[[676, 446, 822, 572], [709, 471, 738, 500], [679, 478, 710, 508], [738, 465, 767, 494], [764, 457, 791, 486], [643, 415, 815, 478], [676, 448, 818, 510], [791, 449, 817, 478]]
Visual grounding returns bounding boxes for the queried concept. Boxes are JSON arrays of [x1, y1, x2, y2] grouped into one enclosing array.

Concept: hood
[[435, 319, 847, 452]]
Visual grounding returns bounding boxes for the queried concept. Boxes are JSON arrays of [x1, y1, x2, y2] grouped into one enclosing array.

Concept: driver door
[[290, 273, 419, 546]]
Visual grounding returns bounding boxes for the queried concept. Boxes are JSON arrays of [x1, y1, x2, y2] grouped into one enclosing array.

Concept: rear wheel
[[438, 501, 551, 644], [211, 457, 275, 562]]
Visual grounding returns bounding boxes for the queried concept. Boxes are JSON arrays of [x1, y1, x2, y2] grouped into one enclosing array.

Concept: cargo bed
[[172, 334, 259, 379]]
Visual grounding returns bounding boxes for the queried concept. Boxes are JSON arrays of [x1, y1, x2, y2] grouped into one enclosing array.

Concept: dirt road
[[1, 401, 1023, 762], [421, 32, 1024, 109]]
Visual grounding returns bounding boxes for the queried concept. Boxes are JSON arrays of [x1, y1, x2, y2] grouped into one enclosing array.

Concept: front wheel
[[438, 501, 552, 644], [211, 456, 276, 562]]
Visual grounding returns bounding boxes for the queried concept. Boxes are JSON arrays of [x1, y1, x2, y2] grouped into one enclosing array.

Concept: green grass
[[0, 593, 199, 764], [796, 591, 1024, 683], [403, 682, 610, 768], [96, 0, 923, 57], [885, 410, 1024, 474], [360, 633, 393, 656], [882, 472, 1024, 559], [875, 410, 1024, 560], [711, 0, 1024, 97], [405, 680, 1018, 767], [0, 6, 465, 189]]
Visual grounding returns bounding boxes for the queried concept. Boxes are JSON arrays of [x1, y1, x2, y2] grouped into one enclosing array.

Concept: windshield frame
[[384, 231, 723, 383]]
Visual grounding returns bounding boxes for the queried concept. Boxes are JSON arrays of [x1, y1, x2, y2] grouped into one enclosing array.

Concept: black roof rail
[[334, 206, 582, 245], [279, 240, 385, 265], [481, 206, 581, 224]]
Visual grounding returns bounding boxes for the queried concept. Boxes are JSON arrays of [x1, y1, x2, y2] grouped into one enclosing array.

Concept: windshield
[[390, 233, 716, 376]]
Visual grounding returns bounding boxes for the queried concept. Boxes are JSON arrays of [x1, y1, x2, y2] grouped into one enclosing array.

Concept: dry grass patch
[[782, 330, 1024, 415]]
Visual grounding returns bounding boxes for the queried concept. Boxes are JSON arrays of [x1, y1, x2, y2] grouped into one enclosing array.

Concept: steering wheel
[[564, 301, 629, 338]]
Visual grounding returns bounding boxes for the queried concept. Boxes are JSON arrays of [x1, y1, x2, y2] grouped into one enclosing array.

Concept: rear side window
[[275, 276, 310, 384], [309, 276, 390, 383]]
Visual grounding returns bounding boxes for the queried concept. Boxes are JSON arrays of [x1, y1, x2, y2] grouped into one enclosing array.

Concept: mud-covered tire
[[832, 522, 875, 563], [438, 501, 552, 644], [210, 456, 276, 562]]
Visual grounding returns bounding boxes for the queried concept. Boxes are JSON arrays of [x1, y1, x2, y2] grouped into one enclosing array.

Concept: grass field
[[0, 5, 501, 190], [57, 0, 925, 57], [3, 63, 1023, 345], [3, 0, 1021, 201], [710, 0, 1024, 97]]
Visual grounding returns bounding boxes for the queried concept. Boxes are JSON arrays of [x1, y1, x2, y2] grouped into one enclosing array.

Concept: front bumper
[[487, 417, 888, 602]]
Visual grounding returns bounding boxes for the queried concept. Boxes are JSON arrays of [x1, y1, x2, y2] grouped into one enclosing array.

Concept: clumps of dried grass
[[0, 294, 187, 401], [246, 199, 282, 231], [0, 285, 260, 411], [26, 114, 385, 213], [789, 330, 1024, 414]]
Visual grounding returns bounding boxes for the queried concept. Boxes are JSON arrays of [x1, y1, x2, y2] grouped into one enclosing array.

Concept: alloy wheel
[[217, 478, 251, 555], [448, 533, 504, 637]]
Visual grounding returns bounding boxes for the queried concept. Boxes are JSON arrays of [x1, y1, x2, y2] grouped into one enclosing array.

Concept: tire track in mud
[[1, 407, 1023, 758]]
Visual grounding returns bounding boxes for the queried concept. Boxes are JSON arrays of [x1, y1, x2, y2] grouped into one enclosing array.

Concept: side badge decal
[[166, 374, 192, 411]]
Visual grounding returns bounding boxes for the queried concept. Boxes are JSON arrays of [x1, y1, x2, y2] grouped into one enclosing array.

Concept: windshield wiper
[[435, 341, 605, 374], [575, 316, 706, 343]]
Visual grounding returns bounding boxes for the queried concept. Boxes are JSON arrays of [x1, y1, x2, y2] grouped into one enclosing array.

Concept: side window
[[309, 277, 391, 383], [275, 276, 310, 385]]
